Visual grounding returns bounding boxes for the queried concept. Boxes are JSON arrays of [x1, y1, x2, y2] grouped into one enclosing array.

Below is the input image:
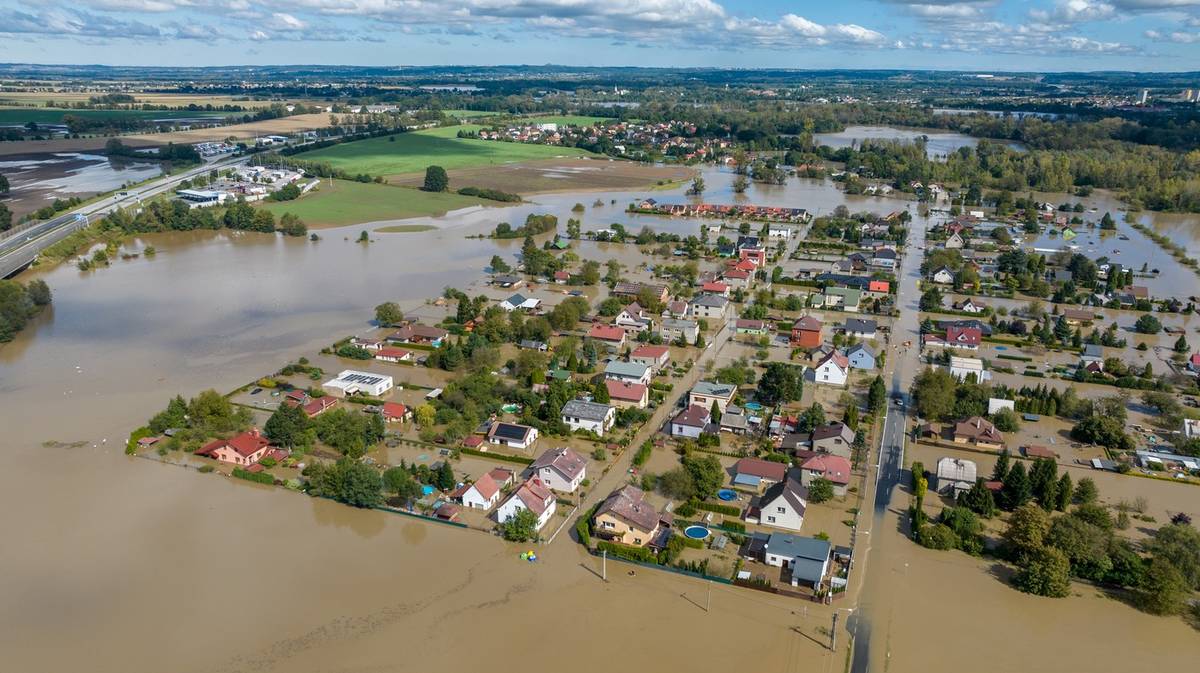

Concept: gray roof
[[1082, 343, 1103, 359], [844, 318, 877, 334], [561, 399, 613, 423], [504, 293, 528, 305], [531, 447, 587, 481], [847, 343, 876, 358], [661, 318, 698, 330], [692, 380, 736, 399], [760, 479, 808, 516], [791, 556, 828, 587], [690, 294, 729, 308], [605, 360, 650, 379], [765, 533, 830, 563], [595, 485, 662, 533]]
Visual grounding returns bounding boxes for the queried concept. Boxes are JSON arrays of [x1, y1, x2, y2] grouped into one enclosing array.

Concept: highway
[[847, 207, 928, 673], [1, 154, 248, 279]]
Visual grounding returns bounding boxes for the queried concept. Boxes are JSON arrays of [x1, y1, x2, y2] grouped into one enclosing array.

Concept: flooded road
[[1, 159, 1198, 672]]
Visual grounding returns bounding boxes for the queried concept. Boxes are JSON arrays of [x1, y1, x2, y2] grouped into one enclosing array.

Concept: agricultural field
[[0, 91, 304, 109], [442, 109, 502, 118], [256, 179, 489, 228], [294, 124, 595, 177], [0, 108, 229, 125], [522, 115, 612, 127], [125, 113, 336, 144]]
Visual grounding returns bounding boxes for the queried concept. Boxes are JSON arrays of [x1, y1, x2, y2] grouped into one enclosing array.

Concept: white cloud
[[1145, 28, 1200, 41], [1029, 0, 1117, 23], [267, 12, 307, 31]]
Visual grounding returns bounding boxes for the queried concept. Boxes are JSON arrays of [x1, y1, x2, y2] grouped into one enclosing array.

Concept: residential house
[[843, 318, 877, 340], [670, 405, 712, 438], [530, 447, 588, 493], [388, 324, 448, 347], [663, 300, 689, 319], [604, 360, 652, 385], [923, 326, 981, 352], [870, 247, 898, 270], [614, 302, 654, 335], [612, 282, 669, 304], [720, 405, 750, 434], [374, 347, 413, 363], [810, 422, 855, 459], [1189, 353, 1200, 374], [1080, 344, 1104, 373], [491, 274, 523, 288], [1063, 307, 1096, 326], [701, 280, 730, 296], [799, 454, 851, 497], [732, 457, 788, 492], [689, 381, 737, 414], [195, 428, 271, 466], [763, 534, 831, 589], [553, 270, 570, 284], [791, 315, 823, 348], [659, 318, 700, 344], [587, 324, 627, 349], [500, 293, 541, 312], [822, 287, 862, 312], [495, 478, 556, 532], [768, 225, 793, 239], [953, 417, 1005, 450], [736, 319, 770, 336], [945, 231, 965, 249], [954, 298, 987, 314], [688, 294, 730, 320], [934, 457, 978, 496], [813, 350, 849, 386], [865, 280, 890, 299], [322, 370, 394, 398], [606, 380, 649, 409], [756, 479, 808, 532], [593, 485, 671, 548], [987, 398, 1015, 415], [487, 422, 540, 450], [518, 339, 549, 352], [630, 344, 671, 371], [451, 472, 502, 510], [722, 268, 752, 289], [560, 400, 616, 436], [381, 401, 410, 423], [350, 336, 385, 351], [846, 343, 876, 370], [930, 267, 955, 285]]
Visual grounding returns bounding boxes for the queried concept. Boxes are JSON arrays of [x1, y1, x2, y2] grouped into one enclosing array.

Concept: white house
[[451, 472, 502, 510], [529, 447, 588, 493], [500, 293, 541, 312], [670, 405, 711, 438], [688, 294, 729, 319], [930, 267, 955, 285], [688, 381, 737, 414], [614, 302, 654, 335], [949, 356, 991, 382], [762, 534, 831, 589], [955, 298, 987, 314], [658, 318, 700, 344], [495, 478, 556, 531], [934, 457, 978, 496], [945, 231, 965, 249], [560, 399, 616, 436], [487, 422, 539, 450], [756, 479, 808, 532], [768, 225, 793, 239], [321, 370, 395, 398], [813, 350, 849, 386]]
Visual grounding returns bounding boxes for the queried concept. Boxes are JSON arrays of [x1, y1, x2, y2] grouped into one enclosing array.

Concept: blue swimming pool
[[717, 489, 738, 501], [421, 485, 436, 497], [683, 525, 710, 540], [744, 402, 764, 411]]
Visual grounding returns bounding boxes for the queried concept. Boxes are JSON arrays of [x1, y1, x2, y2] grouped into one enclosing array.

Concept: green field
[[0, 107, 228, 125], [295, 125, 595, 176], [257, 179, 488, 228], [523, 115, 612, 127]]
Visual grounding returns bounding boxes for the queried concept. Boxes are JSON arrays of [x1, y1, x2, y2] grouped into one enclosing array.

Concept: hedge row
[[232, 467, 275, 485], [596, 540, 657, 563], [459, 447, 534, 465], [997, 353, 1033, 362], [694, 500, 741, 517]]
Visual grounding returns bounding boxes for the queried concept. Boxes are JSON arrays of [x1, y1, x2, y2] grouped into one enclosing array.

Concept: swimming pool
[[744, 402, 764, 411], [683, 525, 710, 540], [717, 489, 738, 501], [421, 485, 436, 497]]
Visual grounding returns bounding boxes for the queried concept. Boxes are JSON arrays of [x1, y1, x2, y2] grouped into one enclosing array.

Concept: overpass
[[1, 155, 248, 279]]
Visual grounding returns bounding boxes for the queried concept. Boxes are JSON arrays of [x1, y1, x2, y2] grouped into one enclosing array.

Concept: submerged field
[[257, 179, 488, 228], [294, 125, 595, 177], [388, 157, 694, 195]]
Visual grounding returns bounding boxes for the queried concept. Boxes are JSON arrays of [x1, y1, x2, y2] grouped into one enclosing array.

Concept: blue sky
[[1, 1, 1198, 71]]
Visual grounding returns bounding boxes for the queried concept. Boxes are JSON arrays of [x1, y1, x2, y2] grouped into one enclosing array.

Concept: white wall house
[[813, 351, 849, 386], [321, 370, 395, 398], [756, 479, 808, 532], [560, 400, 616, 436], [495, 478, 556, 531], [530, 447, 588, 493]]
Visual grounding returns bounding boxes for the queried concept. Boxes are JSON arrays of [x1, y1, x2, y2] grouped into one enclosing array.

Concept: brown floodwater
[[0, 152, 164, 220], [1, 162, 1196, 672]]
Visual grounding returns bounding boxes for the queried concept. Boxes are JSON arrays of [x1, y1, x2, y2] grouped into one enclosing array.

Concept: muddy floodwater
[[1, 152, 164, 219], [814, 125, 1026, 159], [1, 163, 1198, 672]]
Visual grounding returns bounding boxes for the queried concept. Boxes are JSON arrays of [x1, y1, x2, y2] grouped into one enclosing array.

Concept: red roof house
[[195, 428, 272, 466], [791, 315, 823, 348]]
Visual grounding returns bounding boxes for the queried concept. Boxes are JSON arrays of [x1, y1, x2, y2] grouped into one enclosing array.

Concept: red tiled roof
[[197, 429, 270, 459], [302, 396, 337, 417], [793, 315, 822, 331], [375, 346, 411, 360], [1023, 445, 1058, 459], [588, 325, 626, 342], [702, 281, 729, 292], [801, 454, 852, 485], [631, 344, 670, 360], [946, 326, 981, 346], [868, 280, 889, 293], [512, 478, 553, 516], [606, 379, 647, 402], [381, 401, 408, 420], [462, 435, 484, 448]]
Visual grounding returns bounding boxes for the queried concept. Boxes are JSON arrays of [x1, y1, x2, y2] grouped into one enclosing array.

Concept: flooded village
[[3, 79, 1200, 673]]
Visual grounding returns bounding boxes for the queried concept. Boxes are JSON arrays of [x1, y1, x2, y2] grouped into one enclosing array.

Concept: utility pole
[[602, 549, 607, 581], [706, 580, 711, 613], [830, 611, 839, 651]]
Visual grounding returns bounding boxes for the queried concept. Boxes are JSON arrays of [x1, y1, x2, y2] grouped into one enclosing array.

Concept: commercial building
[[322, 370, 395, 398]]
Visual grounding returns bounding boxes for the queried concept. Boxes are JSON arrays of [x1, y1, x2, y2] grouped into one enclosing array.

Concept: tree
[[919, 287, 944, 311], [912, 368, 956, 421], [1173, 334, 1189, 353], [414, 403, 436, 428], [1134, 314, 1161, 334], [1001, 461, 1033, 510], [1135, 557, 1189, 615], [958, 479, 997, 518], [991, 449, 1012, 482], [436, 460, 456, 491], [1054, 472, 1073, 512], [756, 362, 803, 406], [277, 212, 307, 236], [0, 202, 11, 232], [1070, 415, 1133, 451], [732, 174, 749, 193], [422, 165, 448, 192], [383, 466, 422, 505], [868, 375, 887, 414], [992, 407, 1020, 432], [374, 302, 404, 326], [1145, 523, 1200, 590], [502, 508, 540, 542], [658, 467, 696, 500], [1046, 514, 1113, 580], [1012, 546, 1071, 598], [489, 254, 511, 273], [312, 459, 383, 508], [264, 402, 310, 448], [687, 176, 705, 195], [709, 400, 722, 425], [1029, 458, 1059, 511], [1074, 477, 1098, 505], [1003, 503, 1049, 562], [808, 477, 835, 503], [682, 454, 724, 499]]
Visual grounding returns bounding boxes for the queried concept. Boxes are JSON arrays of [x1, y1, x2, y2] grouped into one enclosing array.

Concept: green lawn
[[523, 115, 612, 127], [0, 107, 227, 124], [443, 109, 502, 118], [295, 125, 595, 176], [257, 179, 488, 228]]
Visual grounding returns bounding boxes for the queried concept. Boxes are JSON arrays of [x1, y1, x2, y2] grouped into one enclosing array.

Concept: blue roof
[[733, 473, 761, 487], [766, 533, 831, 562]]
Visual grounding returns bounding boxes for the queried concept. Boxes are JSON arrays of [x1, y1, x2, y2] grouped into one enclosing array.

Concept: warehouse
[[321, 370, 395, 398]]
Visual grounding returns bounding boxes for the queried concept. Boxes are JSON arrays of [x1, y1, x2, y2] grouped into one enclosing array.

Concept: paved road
[[1, 155, 248, 279], [848, 209, 928, 673]]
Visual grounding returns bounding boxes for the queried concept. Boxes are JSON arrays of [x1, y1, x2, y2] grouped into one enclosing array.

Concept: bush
[[632, 440, 653, 467], [597, 540, 657, 563], [459, 447, 533, 464], [720, 520, 746, 533], [916, 523, 960, 550], [197, 464, 215, 473], [674, 502, 697, 518], [693, 500, 740, 517], [457, 186, 520, 202]]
